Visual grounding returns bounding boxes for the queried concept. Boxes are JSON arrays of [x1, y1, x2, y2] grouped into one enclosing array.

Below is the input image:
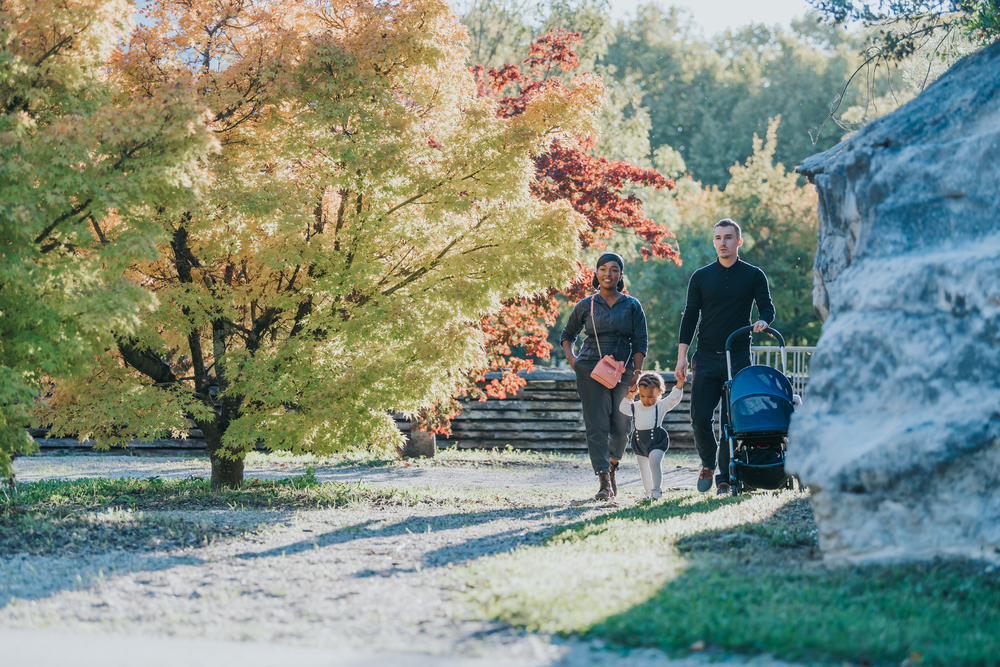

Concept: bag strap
[[590, 294, 604, 359]]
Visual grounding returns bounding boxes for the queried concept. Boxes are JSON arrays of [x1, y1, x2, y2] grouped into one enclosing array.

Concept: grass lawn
[[459, 489, 1000, 666]]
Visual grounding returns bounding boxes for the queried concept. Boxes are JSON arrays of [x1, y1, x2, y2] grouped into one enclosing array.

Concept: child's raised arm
[[658, 385, 685, 412]]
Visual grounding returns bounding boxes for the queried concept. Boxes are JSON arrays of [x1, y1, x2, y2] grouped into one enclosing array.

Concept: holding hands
[[674, 358, 687, 385]]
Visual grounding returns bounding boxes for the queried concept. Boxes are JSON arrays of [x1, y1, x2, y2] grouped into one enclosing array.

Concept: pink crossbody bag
[[589, 295, 626, 388]]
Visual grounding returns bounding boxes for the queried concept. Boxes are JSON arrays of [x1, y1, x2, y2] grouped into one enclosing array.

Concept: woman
[[561, 253, 648, 500]]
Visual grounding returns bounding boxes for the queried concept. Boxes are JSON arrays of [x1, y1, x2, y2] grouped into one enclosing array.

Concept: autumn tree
[[412, 26, 677, 431], [0, 0, 215, 479], [38, 0, 602, 487]]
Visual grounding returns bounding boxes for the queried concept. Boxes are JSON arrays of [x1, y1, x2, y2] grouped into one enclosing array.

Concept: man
[[675, 219, 775, 494]]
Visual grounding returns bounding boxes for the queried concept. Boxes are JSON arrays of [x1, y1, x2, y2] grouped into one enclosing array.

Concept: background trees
[[604, 7, 872, 187], [468, 0, 989, 375], [0, 0, 215, 479], [625, 118, 820, 369]]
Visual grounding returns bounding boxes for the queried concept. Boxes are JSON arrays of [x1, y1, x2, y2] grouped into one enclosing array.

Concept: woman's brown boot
[[596, 472, 614, 500], [609, 460, 620, 497]]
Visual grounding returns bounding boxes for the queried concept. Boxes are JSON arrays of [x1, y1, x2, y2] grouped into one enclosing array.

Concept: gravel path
[[1, 453, 794, 667]]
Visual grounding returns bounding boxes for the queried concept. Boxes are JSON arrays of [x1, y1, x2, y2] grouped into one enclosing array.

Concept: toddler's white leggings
[[635, 449, 665, 493]]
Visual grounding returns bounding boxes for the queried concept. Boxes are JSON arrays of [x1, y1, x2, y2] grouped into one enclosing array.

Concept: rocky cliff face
[[788, 40, 1000, 564]]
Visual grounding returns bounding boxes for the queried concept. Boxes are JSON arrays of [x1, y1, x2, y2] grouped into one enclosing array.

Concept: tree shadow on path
[[234, 502, 603, 572]]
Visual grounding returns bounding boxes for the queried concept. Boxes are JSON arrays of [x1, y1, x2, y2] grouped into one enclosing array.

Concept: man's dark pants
[[574, 362, 635, 475], [690, 350, 751, 485]]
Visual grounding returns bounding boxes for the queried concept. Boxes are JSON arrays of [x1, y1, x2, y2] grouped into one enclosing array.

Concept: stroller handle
[[724, 325, 786, 352], [724, 326, 787, 381]]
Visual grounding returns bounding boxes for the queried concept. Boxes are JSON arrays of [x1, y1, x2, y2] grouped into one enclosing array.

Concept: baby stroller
[[722, 326, 798, 495]]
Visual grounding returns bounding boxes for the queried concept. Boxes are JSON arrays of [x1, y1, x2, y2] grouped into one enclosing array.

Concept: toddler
[[619, 371, 684, 499]]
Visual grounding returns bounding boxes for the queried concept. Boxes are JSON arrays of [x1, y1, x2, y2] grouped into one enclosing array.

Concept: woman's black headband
[[595, 252, 625, 272]]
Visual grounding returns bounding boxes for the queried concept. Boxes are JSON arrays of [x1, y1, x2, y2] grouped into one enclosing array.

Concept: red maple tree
[[417, 29, 678, 433]]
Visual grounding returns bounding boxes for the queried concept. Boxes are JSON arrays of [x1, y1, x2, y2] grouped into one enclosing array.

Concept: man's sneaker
[[716, 481, 732, 495], [651, 488, 663, 499], [697, 468, 714, 492]]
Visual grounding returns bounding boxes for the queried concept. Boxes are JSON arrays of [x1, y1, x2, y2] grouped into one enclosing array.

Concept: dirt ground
[[1, 452, 798, 667]]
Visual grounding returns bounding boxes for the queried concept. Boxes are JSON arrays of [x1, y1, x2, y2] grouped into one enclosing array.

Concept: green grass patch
[[1, 472, 542, 513], [245, 444, 699, 470], [458, 490, 1000, 666]]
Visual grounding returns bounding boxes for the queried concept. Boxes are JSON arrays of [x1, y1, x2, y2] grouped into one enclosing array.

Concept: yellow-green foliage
[[0, 0, 216, 477], [40, 0, 599, 464]]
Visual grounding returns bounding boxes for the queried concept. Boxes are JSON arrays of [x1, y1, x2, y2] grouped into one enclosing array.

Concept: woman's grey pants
[[574, 363, 635, 474]]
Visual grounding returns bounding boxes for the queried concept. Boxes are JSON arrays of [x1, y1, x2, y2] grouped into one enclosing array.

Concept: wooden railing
[[752, 345, 815, 396]]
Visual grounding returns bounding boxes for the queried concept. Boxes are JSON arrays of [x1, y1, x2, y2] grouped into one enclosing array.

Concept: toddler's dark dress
[[629, 403, 670, 457]]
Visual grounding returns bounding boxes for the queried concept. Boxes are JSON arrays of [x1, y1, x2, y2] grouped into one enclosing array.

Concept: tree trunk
[[210, 449, 244, 490], [401, 428, 437, 458], [204, 423, 244, 490]]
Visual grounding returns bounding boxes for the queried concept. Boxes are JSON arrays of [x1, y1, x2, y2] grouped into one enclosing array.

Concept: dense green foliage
[[0, 0, 215, 479], [605, 8, 867, 187], [462, 1, 879, 187]]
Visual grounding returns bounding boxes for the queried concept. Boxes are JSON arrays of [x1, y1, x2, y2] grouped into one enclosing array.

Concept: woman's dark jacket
[[560, 294, 648, 368]]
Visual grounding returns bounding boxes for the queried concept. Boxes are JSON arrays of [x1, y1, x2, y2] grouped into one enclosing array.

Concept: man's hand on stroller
[[752, 319, 769, 333]]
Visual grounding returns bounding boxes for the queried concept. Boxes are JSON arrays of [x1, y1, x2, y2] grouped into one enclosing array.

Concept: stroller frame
[[723, 326, 797, 495]]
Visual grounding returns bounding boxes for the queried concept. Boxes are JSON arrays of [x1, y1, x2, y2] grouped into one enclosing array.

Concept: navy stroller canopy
[[729, 365, 794, 435]]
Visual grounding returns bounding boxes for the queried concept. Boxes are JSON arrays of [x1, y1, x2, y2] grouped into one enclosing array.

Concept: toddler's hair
[[635, 371, 666, 394]]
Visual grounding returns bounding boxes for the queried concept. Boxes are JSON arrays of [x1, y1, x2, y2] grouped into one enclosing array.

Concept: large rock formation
[[788, 40, 1000, 564]]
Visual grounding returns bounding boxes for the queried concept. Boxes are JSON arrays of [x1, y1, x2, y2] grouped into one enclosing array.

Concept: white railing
[[751, 345, 815, 396]]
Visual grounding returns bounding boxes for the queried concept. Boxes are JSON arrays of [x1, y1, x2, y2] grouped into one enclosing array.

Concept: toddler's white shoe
[[651, 488, 662, 499]]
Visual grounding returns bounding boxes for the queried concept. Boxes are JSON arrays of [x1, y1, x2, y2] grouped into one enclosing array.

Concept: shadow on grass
[[589, 498, 1000, 666], [549, 490, 751, 541]]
